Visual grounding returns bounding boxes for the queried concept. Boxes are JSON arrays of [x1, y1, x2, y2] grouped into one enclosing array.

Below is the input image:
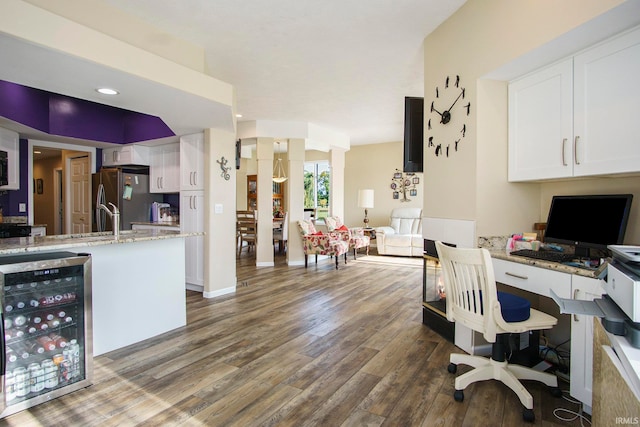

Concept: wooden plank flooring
[[2, 251, 590, 426]]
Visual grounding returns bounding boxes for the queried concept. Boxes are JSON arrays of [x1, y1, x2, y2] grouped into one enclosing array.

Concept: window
[[304, 161, 330, 220]]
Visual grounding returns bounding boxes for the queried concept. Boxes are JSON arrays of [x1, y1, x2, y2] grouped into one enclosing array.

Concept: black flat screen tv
[[403, 96, 423, 173], [544, 194, 633, 257]]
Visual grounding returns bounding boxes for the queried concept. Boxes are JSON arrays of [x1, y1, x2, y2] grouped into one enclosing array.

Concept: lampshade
[[272, 141, 287, 183], [358, 189, 374, 209]]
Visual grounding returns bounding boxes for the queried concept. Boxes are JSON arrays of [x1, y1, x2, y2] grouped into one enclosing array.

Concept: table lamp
[[357, 189, 374, 228]]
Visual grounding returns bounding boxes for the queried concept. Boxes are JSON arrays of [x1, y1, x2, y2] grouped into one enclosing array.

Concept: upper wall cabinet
[[0, 127, 20, 190], [102, 145, 150, 167], [180, 133, 204, 191], [150, 142, 180, 193], [509, 26, 640, 181]]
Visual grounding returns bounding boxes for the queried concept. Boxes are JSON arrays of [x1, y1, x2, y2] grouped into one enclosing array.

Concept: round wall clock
[[426, 74, 471, 158]]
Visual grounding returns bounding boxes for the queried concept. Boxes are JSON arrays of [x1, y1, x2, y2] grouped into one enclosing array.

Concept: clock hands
[[431, 87, 465, 125]]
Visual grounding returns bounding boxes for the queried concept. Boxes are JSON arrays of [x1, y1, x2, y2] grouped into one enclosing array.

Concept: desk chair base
[[448, 352, 560, 422]]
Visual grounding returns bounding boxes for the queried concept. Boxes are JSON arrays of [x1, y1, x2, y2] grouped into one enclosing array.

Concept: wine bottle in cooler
[[49, 332, 68, 349]]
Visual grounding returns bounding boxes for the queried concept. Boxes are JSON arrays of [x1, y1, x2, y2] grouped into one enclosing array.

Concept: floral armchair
[[297, 220, 349, 269], [324, 216, 370, 259]]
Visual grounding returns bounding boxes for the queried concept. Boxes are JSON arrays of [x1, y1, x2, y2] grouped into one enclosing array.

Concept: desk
[[489, 251, 603, 412]]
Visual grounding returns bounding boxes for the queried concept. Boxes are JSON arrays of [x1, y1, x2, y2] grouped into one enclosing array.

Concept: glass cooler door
[[0, 252, 92, 417]]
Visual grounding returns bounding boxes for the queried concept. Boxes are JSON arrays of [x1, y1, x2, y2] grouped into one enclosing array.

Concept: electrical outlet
[[19, 203, 26, 212]]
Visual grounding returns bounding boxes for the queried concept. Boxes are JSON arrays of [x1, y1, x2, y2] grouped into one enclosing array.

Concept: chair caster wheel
[[448, 363, 457, 374], [523, 408, 535, 422], [453, 390, 464, 402], [550, 387, 562, 398]]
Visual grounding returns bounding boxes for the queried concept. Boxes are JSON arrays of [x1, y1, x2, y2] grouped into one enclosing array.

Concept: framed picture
[[393, 191, 399, 199], [410, 189, 417, 197], [36, 178, 43, 194], [390, 183, 397, 190], [412, 177, 420, 184], [393, 172, 402, 179]]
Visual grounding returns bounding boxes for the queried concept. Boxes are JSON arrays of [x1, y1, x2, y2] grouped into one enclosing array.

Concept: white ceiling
[[95, 0, 467, 146]]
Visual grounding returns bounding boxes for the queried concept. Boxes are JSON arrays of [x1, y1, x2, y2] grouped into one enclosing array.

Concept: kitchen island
[[0, 229, 199, 356]]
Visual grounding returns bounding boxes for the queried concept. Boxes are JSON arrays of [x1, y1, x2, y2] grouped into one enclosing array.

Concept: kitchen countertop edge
[[0, 230, 203, 255]]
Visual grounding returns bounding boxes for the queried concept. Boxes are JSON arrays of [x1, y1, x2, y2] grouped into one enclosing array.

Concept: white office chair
[[435, 242, 561, 423]]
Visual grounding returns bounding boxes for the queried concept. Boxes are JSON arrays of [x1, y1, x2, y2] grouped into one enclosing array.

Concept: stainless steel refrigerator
[[0, 252, 92, 418], [92, 168, 163, 232]]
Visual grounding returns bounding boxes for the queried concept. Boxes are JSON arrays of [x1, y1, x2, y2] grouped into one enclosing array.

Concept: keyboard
[[510, 249, 575, 263]]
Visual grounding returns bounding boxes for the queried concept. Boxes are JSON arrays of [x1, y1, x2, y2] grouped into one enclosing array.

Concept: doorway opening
[[29, 140, 96, 235]]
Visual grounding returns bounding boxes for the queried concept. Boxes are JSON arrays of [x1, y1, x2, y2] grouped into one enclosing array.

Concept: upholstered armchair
[[325, 216, 370, 259], [297, 220, 349, 269], [375, 207, 423, 256]]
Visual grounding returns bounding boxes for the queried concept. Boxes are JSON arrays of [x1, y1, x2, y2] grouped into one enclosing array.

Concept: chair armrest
[[375, 226, 395, 235]]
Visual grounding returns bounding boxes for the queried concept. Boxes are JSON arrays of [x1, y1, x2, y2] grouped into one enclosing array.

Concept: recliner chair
[[435, 241, 561, 422]]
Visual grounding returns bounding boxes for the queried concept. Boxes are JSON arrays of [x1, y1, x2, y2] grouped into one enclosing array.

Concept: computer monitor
[[544, 194, 633, 258]]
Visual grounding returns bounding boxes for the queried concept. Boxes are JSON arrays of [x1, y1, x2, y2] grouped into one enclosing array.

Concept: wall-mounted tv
[[544, 194, 633, 257], [403, 96, 423, 173]]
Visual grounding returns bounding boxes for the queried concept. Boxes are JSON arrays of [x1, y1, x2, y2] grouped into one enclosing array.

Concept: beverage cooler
[[0, 252, 92, 418]]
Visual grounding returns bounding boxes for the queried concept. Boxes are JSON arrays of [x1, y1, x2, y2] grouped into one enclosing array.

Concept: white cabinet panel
[[102, 145, 150, 166], [569, 275, 605, 409], [508, 59, 573, 181], [180, 191, 204, 287], [150, 143, 180, 193], [0, 127, 20, 190], [180, 133, 204, 190], [573, 27, 640, 176]]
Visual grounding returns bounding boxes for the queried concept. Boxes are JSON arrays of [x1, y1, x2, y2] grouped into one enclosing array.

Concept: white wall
[[422, 0, 640, 243]]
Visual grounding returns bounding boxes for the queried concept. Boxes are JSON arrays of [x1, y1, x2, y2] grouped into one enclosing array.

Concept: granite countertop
[[0, 229, 202, 256], [479, 235, 598, 278]]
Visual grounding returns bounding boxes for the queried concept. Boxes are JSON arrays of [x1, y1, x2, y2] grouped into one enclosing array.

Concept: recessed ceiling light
[[96, 88, 119, 95], [235, 114, 243, 118]]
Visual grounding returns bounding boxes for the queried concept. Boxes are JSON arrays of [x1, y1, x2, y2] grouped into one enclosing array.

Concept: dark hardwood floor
[[2, 249, 590, 426]]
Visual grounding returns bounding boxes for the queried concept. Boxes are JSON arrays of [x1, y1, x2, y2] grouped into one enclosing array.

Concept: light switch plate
[[19, 203, 26, 212], [214, 204, 223, 214]]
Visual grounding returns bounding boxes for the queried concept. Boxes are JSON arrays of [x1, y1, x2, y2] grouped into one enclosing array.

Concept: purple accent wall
[[0, 80, 175, 143]]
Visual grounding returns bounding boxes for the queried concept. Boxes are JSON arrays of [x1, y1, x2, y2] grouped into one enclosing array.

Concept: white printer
[[605, 245, 640, 347], [552, 245, 640, 348]]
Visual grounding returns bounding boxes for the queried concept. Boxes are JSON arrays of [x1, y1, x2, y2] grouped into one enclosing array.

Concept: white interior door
[[70, 155, 91, 233]]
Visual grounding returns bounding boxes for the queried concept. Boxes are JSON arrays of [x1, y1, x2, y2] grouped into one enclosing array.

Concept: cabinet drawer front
[[493, 258, 571, 298]]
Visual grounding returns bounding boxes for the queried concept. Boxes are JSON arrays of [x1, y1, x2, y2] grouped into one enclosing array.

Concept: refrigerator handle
[[0, 312, 6, 375], [96, 184, 106, 232]]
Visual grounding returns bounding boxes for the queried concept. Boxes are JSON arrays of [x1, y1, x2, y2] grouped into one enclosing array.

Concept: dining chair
[[236, 211, 257, 256], [273, 212, 288, 253]]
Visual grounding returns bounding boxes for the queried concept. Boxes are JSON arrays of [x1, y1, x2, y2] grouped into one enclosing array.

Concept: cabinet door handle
[[562, 138, 567, 166], [505, 272, 528, 280], [190, 171, 194, 186], [193, 195, 197, 210], [193, 171, 197, 186], [573, 289, 579, 322], [574, 136, 580, 165]]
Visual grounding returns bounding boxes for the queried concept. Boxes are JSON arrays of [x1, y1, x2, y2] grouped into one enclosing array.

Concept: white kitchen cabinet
[[569, 274, 605, 411], [508, 26, 640, 181], [508, 59, 573, 181], [150, 143, 180, 193], [573, 27, 640, 177], [102, 145, 150, 167], [180, 133, 205, 190], [0, 127, 20, 190], [180, 190, 204, 289]]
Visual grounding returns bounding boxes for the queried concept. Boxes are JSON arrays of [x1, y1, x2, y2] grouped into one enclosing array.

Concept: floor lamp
[[358, 189, 374, 228]]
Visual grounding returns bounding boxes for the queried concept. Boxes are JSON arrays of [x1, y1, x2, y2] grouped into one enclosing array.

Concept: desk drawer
[[493, 258, 571, 299]]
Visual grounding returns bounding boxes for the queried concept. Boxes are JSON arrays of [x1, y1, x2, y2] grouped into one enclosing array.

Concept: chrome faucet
[[98, 202, 120, 237]]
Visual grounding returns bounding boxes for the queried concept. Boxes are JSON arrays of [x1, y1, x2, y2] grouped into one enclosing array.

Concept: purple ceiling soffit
[[0, 80, 175, 143]]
